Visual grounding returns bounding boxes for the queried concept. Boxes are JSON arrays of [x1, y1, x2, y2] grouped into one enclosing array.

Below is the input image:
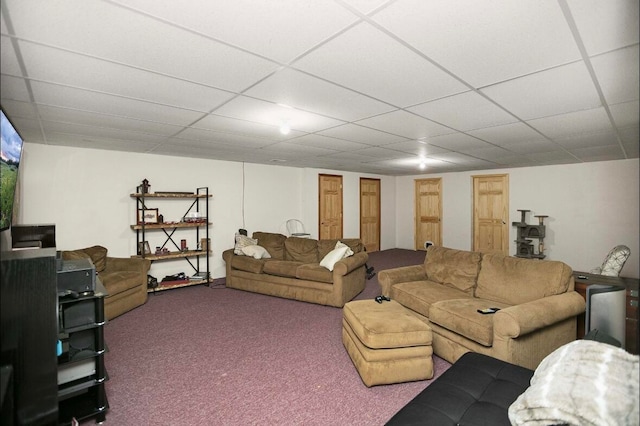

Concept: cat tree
[[512, 210, 547, 259]]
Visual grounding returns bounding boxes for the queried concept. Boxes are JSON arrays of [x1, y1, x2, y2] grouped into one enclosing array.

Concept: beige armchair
[[61, 245, 151, 320]]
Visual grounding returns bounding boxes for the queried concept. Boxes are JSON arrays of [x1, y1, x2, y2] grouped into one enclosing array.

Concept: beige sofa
[[61, 245, 151, 320], [222, 232, 368, 307], [378, 245, 586, 370]]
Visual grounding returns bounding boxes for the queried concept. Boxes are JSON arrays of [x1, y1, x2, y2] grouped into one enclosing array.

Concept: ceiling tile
[[481, 61, 601, 120], [381, 140, 450, 156], [409, 91, 518, 131], [554, 129, 619, 149], [525, 150, 579, 164], [467, 122, 547, 146], [591, 46, 640, 105], [287, 134, 370, 151], [503, 140, 564, 154], [293, 22, 468, 107], [352, 146, 408, 159], [18, 42, 236, 112], [527, 107, 613, 139], [258, 142, 338, 159], [355, 110, 453, 139], [567, 0, 639, 55], [568, 145, 626, 162], [36, 105, 182, 137], [29, 81, 204, 126], [213, 96, 344, 133], [317, 123, 408, 145], [244, 68, 393, 122], [426, 133, 493, 151], [112, 0, 360, 64], [176, 128, 275, 149], [191, 113, 301, 141], [1, 75, 32, 103], [373, 0, 581, 87], [0, 35, 22, 76], [609, 100, 639, 128], [6, 0, 279, 91]]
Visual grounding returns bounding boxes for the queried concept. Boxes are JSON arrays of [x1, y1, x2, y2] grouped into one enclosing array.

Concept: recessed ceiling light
[[279, 122, 291, 135]]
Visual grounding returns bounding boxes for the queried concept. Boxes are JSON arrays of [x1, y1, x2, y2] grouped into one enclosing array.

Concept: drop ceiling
[[1, 0, 638, 176]]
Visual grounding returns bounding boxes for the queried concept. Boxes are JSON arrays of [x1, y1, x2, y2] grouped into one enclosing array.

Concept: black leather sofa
[[385, 330, 623, 425], [386, 351, 533, 425]]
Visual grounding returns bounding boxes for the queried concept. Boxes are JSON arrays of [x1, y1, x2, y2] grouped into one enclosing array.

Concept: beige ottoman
[[342, 299, 433, 387]]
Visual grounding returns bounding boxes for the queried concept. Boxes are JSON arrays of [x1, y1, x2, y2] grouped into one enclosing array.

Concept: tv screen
[[1, 108, 24, 231]]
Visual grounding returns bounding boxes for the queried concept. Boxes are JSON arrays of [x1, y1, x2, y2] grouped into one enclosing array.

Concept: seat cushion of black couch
[[385, 352, 533, 426]]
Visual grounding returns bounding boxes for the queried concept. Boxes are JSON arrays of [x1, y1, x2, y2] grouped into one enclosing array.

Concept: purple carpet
[[100, 249, 450, 425]]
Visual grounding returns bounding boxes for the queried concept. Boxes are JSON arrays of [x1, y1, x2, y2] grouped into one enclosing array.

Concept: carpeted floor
[[100, 249, 450, 425]]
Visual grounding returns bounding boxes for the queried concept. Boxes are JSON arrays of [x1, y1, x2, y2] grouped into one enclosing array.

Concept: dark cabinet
[[57, 280, 109, 425], [1, 248, 59, 425]]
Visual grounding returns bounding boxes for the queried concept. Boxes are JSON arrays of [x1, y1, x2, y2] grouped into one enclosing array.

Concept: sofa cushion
[[284, 237, 319, 263], [99, 271, 140, 296], [296, 264, 333, 284], [424, 246, 481, 295], [230, 256, 266, 274], [263, 260, 304, 278], [476, 254, 573, 305], [252, 232, 287, 260], [63, 245, 107, 273], [429, 298, 510, 347], [391, 280, 473, 318], [509, 340, 639, 426]]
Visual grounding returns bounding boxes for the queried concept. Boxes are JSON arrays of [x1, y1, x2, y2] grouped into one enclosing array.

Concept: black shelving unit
[[57, 280, 109, 425], [130, 183, 212, 291]]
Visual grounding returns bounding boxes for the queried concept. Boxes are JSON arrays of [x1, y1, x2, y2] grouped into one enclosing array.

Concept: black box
[[57, 258, 96, 293]]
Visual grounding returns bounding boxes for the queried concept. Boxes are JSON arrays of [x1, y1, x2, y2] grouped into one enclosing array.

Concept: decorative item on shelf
[[138, 208, 159, 224], [138, 241, 151, 255], [180, 239, 187, 251], [141, 179, 150, 193], [158, 214, 164, 223], [183, 212, 205, 223], [200, 238, 210, 252]]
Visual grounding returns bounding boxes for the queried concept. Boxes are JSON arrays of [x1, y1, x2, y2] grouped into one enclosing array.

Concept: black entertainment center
[[1, 240, 109, 425]]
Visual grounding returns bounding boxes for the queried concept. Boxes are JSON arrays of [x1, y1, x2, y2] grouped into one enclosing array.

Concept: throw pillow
[[319, 246, 349, 271], [234, 233, 258, 255], [335, 240, 354, 257], [241, 245, 272, 260], [508, 339, 639, 426]]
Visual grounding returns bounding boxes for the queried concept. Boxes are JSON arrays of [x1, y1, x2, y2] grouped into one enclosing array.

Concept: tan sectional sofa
[[222, 232, 368, 307], [378, 245, 586, 370]]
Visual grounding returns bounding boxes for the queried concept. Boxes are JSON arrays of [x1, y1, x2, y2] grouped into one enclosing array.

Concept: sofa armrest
[[104, 256, 151, 275], [378, 265, 427, 296], [493, 291, 586, 338], [222, 249, 235, 263], [333, 252, 368, 276]]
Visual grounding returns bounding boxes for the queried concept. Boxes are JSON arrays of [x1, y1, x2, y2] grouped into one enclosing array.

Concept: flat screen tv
[[1, 108, 24, 231]]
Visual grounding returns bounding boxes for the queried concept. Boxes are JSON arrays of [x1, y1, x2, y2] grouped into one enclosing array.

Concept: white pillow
[[509, 339, 639, 426], [335, 240, 354, 257], [320, 246, 349, 271], [234, 234, 257, 255], [241, 245, 271, 259]]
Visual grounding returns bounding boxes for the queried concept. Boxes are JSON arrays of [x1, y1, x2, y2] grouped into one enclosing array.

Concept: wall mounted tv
[[1, 108, 24, 231]]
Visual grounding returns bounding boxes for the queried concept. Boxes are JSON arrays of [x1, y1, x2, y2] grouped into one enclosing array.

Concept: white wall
[[16, 144, 393, 279], [395, 159, 640, 278]]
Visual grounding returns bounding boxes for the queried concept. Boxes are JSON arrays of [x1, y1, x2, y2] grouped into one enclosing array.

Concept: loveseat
[[61, 245, 151, 320], [378, 245, 586, 370], [222, 232, 368, 307]]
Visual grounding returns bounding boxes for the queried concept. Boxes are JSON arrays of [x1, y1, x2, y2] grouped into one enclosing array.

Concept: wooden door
[[414, 178, 442, 250], [473, 174, 509, 255], [360, 178, 381, 252], [319, 174, 343, 240]]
